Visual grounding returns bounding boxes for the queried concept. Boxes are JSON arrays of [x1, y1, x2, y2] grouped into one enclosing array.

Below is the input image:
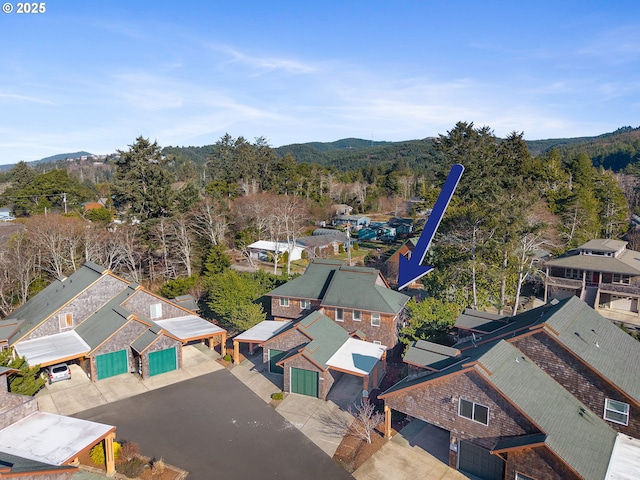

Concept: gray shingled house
[[0, 262, 226, 381], [380, 297, 640, 480]]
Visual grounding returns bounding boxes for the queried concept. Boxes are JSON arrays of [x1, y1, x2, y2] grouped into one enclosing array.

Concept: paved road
[[74, 370, 352, 480]]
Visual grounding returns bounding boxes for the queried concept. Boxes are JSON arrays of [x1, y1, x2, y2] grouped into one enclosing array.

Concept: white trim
[[279, 297, 290, 307], [371, 312, 381, 327], [604, 398, 630, 426]]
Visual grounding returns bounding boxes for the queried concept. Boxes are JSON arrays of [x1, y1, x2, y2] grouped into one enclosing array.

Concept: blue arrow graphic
[[397, 163, 464, 290]]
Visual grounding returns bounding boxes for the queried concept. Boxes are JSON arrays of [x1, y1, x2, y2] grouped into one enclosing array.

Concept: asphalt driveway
[[74, 370, 352, 480]]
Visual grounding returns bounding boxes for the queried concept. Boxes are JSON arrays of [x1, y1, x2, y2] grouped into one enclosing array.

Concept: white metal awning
[[155, 315, 225, 342], [0, 411, 114, 466], [606, 433, 640, 479], [326, 338, 386, 376], [234, 320, 292, 342], [14, 331, 90, 367]]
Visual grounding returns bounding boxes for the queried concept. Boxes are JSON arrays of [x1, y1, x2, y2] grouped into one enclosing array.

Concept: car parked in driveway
[[46, 363, 71, 384]]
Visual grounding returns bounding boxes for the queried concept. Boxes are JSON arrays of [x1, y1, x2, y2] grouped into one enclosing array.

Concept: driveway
[[74, 370, 352, 479]]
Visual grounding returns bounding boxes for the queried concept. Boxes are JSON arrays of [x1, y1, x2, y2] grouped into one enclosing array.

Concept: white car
[[47, 363, 71, 384]]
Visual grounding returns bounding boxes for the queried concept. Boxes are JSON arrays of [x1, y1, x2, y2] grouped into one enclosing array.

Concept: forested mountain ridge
[[158, 126, 640, 174]]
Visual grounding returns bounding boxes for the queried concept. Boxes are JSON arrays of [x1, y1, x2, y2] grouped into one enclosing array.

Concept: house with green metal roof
[[250, 311, 387, 400], [3, 262, 227, 382], [266, 259, 409, 348], [544, 238, 640, 326], [380, 297, 640, 479]]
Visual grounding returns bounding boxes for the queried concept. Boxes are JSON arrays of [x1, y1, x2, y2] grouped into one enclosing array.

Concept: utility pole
[[62, 193, 67, 214], [346, 223, 352, 266]]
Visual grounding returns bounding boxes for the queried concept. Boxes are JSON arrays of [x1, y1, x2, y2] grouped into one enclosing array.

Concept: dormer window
[[150, 303, 162, 319], [58, 313, 73, 330]]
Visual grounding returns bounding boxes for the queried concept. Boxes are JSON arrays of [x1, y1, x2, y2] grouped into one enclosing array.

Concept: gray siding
[[24, 274, 128, 341]]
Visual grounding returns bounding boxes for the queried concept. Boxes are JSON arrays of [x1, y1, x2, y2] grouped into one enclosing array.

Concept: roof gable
[[6, 262, 106, 344]]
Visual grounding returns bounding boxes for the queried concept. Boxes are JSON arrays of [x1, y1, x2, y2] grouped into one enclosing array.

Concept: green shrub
[[271, 391, 284, 401], [90, 441, 121, 465], [352, 242, 359, 251], [116, 457, 146, 478], [223, 354, 232, 362]]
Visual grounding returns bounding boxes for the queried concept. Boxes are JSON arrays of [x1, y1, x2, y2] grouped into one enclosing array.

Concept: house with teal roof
[[266, 259, 409, 349], [380, 297, 640, 480], [1, 262, 226, 382]]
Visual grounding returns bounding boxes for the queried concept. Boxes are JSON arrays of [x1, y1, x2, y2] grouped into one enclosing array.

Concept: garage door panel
[[291, 367, 318, 397], [459, 441, 504, 480], [269, 349, 285, 374], [149, 347, 177, 377], [96, 349, 129, 380]]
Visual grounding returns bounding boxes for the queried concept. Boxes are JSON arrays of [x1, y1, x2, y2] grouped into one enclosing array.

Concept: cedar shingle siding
[[384, 370, 540, 466], [90, 320, 148, 375], [24, 274, 127, 341], [511, 332, 640, 438]]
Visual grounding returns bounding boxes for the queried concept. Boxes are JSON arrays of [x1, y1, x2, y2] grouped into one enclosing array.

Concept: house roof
[[606, 433, 640, 479], [247, 240, 303, 253], [320, 265, 409, 314], [0, 451, 77, 476], [545, 252, 640, 275], [296, 311, 350, 369], [383, 339, 617, 480], [269, 259, 410, 314], [580, 239, 627, 252], [73, 287, 136, 350], [541, 296, 640, 404], [454, 309, 507, 333], [267, 259, 343, 300], [13, 331, 90, 367], [403, 340, 461, 370], [172, 294, 199, 312], [130, 329, 161, 354], [155, 315, 224, 342], [477, 341, 616, 480], [325, 337, 386, 376], [0, 412, 114, 466], [235, 320, 293, 342], [5, 262, 106, 344], [296, 232, 347, 249]]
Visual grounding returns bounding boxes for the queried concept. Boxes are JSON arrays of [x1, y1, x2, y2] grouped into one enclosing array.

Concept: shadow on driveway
[[74, 370, 352, 480]]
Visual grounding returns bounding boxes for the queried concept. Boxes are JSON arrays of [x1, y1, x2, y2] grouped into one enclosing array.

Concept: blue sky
[[1, 1, 638, 164]]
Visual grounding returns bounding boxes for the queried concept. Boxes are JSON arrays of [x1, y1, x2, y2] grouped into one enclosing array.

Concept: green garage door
[[459, 441, 504, 480], [95, 350, 129, 380], [290, 367, 318, 397], [269, 349, 286, 374], [149, 347, 178, 377]]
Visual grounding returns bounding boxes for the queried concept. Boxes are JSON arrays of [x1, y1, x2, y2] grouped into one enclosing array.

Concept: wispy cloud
[[0, 93, 56, 105], [207, 43, 318, 74]]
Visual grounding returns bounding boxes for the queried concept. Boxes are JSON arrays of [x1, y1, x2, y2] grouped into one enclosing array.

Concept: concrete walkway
[[353, 420, 470, 480], [36, 344, 224, 416], [229, 349, 355, 456]]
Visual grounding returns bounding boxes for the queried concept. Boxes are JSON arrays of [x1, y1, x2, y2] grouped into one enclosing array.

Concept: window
[[459, 398, 489, 425], [300, 299, 310, 310], [279, 298, 290, 307], [353, 310, 362, 321], [371, 312, 381, 327], [336, 308, 344, 322], [566, 268, 582, 280], [373, 340, 382, 345], [604, 398, 630, 425], [150, 303, 162, 319], [515, 474, 536, 480], [612, 273, 630, 285], [58, 313, 73, 330]]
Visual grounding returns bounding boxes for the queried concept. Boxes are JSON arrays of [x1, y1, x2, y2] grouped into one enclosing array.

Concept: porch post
[[544, 266, 549, 303], [220, 332, 227, 356], [104, 432, 116, 476], [233, 339, 239, 364], [384, 405, 392, 439]]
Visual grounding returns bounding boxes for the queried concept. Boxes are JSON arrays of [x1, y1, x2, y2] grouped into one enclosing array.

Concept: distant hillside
[[34, 151, 93, 164], [13, 126, 640, 175]]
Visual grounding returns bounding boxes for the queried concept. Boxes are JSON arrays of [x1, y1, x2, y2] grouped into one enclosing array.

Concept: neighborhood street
[[74, 370, 353, 480]]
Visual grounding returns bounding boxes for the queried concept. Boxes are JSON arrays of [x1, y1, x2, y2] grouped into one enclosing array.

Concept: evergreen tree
[[112, 137, 175, 221]]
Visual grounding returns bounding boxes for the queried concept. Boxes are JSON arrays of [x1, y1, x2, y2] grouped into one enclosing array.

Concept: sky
[[0, 1, 639, 164]]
